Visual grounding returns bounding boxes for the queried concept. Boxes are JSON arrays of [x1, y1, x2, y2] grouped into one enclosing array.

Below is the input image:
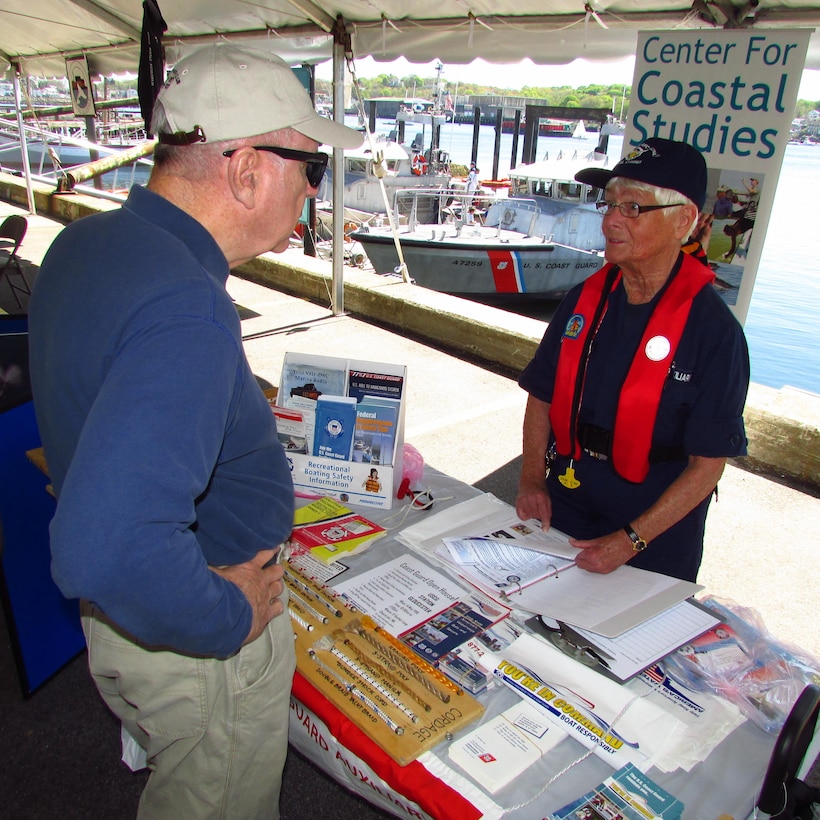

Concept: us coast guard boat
[[350, 150, 609, 299]]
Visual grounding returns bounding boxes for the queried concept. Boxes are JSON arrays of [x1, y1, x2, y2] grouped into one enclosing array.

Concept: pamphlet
[[550, 762, 684, 820], [441, 537, 575, 596], [284, 394, 317, 454], [448, 701, 567, 793], [279, 357, 346, 402], [313, 395, 357, 460], [332, 554, 510, 657], [288, 496, 387, 563], [347, 367, 405, 403], [271, 405, 307, 454], [354, 396, 400, 467]]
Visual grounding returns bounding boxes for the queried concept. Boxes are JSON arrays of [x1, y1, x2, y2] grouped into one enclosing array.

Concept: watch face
[[634, 538, 648, 552]]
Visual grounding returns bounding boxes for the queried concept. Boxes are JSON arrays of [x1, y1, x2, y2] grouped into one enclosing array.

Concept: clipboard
[[526, 597, 721, 682]]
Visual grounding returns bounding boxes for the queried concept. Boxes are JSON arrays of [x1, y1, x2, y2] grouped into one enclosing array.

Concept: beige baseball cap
[[153, 42, 362, 149]]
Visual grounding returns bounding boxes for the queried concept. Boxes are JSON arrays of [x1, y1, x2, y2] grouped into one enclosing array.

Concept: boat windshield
[[511, 175, 599, 204]]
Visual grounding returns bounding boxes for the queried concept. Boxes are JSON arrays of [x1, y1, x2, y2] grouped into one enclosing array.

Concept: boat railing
[[0, 116, 154, 201], [392, 186, 512, 231]]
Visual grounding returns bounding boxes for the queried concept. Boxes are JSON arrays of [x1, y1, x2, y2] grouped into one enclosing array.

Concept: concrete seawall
[[2, 173, 817, 490]]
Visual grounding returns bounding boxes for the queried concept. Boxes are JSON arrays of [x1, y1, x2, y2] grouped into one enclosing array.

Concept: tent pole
[[331, 32, 346, 316], [12, 65, 36, 215]]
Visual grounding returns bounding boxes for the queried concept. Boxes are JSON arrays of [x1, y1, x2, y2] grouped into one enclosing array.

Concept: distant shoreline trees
[[316, 73, 818, 122]]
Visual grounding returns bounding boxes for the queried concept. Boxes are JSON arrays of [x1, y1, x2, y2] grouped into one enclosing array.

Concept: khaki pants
[[81, 599, 296, 819]]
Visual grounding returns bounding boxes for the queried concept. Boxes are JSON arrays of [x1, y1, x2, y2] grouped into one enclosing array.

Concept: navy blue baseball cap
[[575, 138, 707, 210]]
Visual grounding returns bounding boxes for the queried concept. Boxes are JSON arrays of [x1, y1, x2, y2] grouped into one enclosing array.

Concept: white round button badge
[[645, 335, 671, 362]]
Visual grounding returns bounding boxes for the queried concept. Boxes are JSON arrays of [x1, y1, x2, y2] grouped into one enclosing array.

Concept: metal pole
[[510, 110, 521, 170], [471, 107, 481, 166], [492, 108, 502, 182], [331, 35, 345, 316], [11, 65, 36, 215], [304, 64, 317, 258]]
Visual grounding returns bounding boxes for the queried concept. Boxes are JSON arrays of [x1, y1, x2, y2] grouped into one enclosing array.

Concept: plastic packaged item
[[662, 595, 820, 733]]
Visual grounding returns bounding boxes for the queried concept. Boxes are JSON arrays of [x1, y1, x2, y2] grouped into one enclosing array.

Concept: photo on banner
[[624, 29, 811, 321]]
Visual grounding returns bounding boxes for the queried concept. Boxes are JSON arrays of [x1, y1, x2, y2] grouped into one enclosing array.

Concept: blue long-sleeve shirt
[[29, 185, 294, 658]]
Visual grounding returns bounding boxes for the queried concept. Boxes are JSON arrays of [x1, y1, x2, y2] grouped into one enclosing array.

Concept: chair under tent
[[0, 215, 31, 309]]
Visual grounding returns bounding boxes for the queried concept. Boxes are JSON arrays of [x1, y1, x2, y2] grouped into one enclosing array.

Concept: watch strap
[[623, 524, 649, 552]]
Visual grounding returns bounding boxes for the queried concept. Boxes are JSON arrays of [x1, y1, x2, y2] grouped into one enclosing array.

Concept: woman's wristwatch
[[623, 524, 649, 552]]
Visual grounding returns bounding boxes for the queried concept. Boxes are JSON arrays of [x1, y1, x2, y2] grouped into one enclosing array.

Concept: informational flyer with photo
[[332, 554, 509, 659]]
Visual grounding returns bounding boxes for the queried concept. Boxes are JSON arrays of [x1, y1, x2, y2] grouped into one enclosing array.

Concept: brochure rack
[[274, 353, 407, 510]]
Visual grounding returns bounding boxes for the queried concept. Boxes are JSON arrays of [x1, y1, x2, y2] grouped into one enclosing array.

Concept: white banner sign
[[65, 56, 96, 118], [625, 29, 812, 322]]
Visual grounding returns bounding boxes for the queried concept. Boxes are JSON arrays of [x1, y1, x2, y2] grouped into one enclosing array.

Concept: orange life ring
[[411, 154, 428, 175]]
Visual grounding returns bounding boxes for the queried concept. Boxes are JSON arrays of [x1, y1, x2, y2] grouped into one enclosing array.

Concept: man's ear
[[224, 147, 259, 210]]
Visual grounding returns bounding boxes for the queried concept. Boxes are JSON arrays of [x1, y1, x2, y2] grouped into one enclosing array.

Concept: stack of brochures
[[270, 353, 408, 508], [287, 496, 387, 564]]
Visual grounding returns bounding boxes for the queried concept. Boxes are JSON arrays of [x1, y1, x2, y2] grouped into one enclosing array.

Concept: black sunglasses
[[222, 146, 329, 188]]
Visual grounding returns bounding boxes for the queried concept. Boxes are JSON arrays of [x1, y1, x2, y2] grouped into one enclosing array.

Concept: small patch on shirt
[[564, 314, 584, 339], [670, 365, 693, 383]]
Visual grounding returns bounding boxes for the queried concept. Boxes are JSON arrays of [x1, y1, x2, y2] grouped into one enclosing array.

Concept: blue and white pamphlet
[[355, 395, 400, 467], [313, 395, 357, 460], [550, 762, 684, 819]]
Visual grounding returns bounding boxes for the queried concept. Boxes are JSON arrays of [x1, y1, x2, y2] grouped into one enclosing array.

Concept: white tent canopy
[[2, 1, 820, 78]]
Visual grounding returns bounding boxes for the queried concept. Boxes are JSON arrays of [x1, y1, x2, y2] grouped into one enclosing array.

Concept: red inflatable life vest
[[550, 254, 714, 482]]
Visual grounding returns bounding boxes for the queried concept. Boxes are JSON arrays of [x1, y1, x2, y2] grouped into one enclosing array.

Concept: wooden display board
[[284, 563, 484, 766]]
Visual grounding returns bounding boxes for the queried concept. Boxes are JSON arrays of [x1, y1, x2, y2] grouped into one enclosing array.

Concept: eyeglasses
[[595, 201, 684, 218], [222, 146, 329, 188]]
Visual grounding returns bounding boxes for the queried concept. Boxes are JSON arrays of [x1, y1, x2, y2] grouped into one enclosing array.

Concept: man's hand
[[571, 530, 634, 574], [212, 549, 286, 645], [515, 479, 552, 531]]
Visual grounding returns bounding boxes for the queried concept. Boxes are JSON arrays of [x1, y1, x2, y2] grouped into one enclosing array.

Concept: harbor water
[[356, 117, 819, 396]]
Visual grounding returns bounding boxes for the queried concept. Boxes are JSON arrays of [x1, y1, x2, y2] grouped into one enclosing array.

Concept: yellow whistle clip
[[558, 462, 581, 489]]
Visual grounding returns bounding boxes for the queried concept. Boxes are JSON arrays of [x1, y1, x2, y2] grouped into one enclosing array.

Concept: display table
[[286, 469, 779, 819]]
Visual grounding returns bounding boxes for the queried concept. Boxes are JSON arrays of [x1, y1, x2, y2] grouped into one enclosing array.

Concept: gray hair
[[607, 177, 699, 236]]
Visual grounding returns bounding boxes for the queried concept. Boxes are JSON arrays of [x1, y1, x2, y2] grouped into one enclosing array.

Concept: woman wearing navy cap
[[516, 138, 749, 582]]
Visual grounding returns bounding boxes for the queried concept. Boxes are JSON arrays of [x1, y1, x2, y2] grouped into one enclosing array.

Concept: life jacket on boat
[[549, 254, 715, 483], [411, 154, 428, 175]]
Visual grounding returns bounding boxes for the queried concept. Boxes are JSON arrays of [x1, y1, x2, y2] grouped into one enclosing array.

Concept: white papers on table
[[398, 494, 702, 638], [447, 701, 567, 793], [480, 633, 696, 771], [441, 537, 576, 595], [397, 492, 578, 559], [511, 563, 702, 637], [332, 554, 508, 636], [626, 663, 745, 772]]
